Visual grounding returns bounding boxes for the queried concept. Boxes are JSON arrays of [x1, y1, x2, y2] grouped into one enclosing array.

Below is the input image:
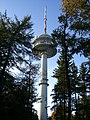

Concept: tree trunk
[[63, 17, 71, 120], [65, 46, 71, 120], [64, 85, 66, 120]]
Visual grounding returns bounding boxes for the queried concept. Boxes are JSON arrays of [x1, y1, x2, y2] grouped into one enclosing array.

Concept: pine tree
[[0, 12, 33, 89], [77, 62, 90, 120], [0, 12, 38, 120], [51, 1, 90, 119], [51, 14, 78, 120]]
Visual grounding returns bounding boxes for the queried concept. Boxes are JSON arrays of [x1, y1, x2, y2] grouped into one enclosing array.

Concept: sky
[[0, 0, 88, 117], [0, 0, 61, 36]]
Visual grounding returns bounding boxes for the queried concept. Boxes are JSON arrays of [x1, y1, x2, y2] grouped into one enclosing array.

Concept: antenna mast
[[44, 6, 47, 34]]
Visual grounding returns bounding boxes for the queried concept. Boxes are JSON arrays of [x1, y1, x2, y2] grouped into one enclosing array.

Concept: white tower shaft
[[33, 7, 57, 120], [39, 53, 48, 120]]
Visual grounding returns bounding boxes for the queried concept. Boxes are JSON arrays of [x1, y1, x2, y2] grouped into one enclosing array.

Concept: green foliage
[[51, 14, 77, 120], [62, 0, 90, 57], [0, 12, 38, 120], [51, 11, 90, 119], [51, 1, 90, 119], [0, 12, 33, 73]]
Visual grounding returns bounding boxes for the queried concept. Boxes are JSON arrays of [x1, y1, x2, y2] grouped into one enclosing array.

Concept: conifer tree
[[51, 14, 77, 120], [77, 62, 90, 120], [0, 12, 38, 120]]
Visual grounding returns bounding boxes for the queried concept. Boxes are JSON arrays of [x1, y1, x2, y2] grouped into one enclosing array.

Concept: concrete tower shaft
[[33, 34, 56, 120], [39, 52, 48, 120]]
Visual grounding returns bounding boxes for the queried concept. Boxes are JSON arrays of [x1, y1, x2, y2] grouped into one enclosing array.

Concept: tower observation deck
[[33, 34, 56, 58], [32, 6, 57, 120]]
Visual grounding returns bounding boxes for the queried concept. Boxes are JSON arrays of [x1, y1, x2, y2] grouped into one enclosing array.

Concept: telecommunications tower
[[33, 6, 57, 120]]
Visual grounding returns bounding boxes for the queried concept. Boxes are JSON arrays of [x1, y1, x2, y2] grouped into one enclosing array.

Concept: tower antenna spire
[[44, 6, 47, 34]]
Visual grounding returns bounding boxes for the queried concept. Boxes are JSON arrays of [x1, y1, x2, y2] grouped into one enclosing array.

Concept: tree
[[51, 14, 78, 120], [62, 0, 90, 57], [17, 57, 39, 119], [76, 62, 90, 120], [62, 0, 89, 17], [51, 1, 90, 119], [0, 11, 33, 89], [0, 12, 38, 120]]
